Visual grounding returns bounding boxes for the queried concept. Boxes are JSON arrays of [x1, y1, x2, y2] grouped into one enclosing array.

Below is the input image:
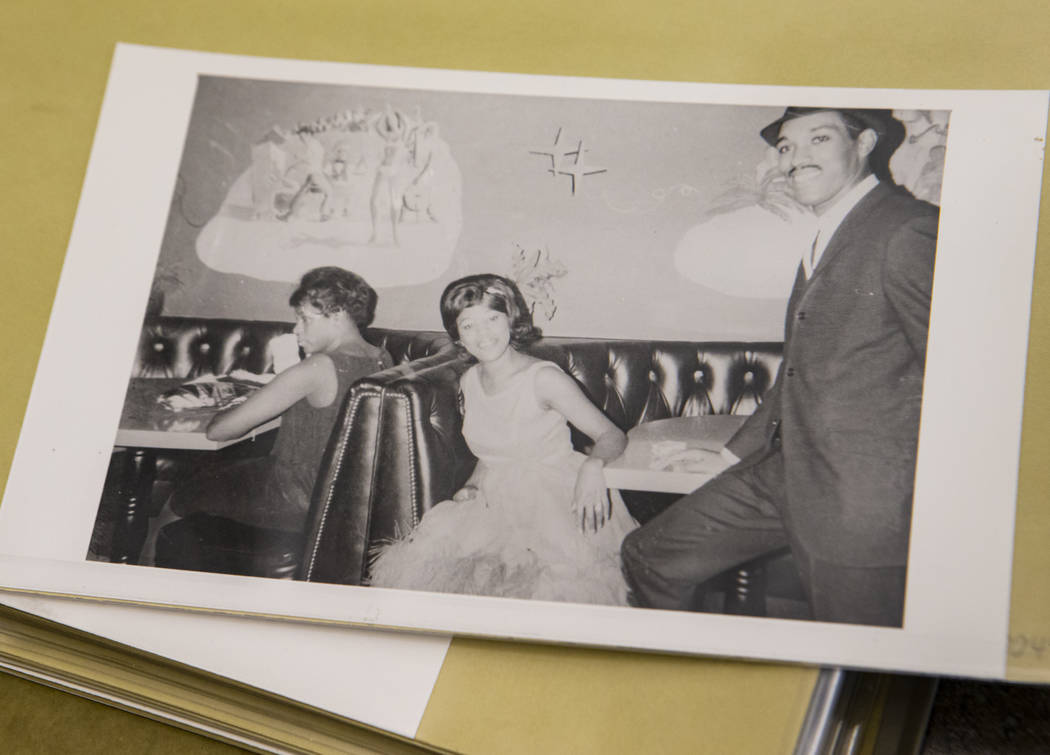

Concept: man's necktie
[[805, 229, 820, 278]]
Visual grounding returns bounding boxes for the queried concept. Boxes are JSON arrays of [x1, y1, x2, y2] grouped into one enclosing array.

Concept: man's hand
[[651, 446, 738, 476]]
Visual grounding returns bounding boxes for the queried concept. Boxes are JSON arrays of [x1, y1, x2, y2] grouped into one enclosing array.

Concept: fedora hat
[[760, 107, 892, 146]]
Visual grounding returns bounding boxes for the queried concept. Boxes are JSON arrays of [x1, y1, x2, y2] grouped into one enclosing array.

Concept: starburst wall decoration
[[528, 128, 607, 196]]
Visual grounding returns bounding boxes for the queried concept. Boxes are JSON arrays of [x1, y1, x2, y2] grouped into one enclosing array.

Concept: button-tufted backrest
[[131, 319, 781, 430], [130, 317, 453, 378], [303, 334, 784, 585], [526, 338, 782, 433]]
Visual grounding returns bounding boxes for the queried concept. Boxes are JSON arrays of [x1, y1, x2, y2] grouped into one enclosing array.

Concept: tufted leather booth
[[299, 336, 803, 616], [130, 317, 451, 379], [109, 318, 803, 615], [98, 317, 453, 568]]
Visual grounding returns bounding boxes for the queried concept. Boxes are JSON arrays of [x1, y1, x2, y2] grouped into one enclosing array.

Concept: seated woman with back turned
[[369, 274, 637, 605], [169, 266, 393, 533]]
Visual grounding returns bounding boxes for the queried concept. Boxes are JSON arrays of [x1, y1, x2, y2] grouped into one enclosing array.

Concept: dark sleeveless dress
[[170, 347, 393, 532]]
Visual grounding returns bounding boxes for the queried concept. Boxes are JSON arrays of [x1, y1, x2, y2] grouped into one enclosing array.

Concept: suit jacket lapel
[[784, 263, 808, 340], [806, 182, 894, 284]]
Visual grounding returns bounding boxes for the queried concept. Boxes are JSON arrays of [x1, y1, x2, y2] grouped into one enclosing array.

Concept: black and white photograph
[[0, 45, 1045, 678]]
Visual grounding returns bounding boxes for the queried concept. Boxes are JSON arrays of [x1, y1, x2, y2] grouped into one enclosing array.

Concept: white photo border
[[0, 43, 1046, 679]]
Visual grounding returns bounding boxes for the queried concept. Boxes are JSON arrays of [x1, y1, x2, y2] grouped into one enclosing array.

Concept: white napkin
[[649, 440, 725, 473]]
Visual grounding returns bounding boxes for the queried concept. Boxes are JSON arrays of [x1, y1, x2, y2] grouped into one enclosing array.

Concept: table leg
[[111, 448, 157, 565]]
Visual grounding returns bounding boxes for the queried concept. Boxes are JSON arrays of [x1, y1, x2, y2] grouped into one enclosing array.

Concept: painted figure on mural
[[400, 121, 441, 224], [324, 134, 377, 221], [277, 130, 337, 222], [368, 107, 411, 245]]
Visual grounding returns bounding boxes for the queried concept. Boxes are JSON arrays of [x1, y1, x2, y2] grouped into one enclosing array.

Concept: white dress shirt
[[803, 174, 880, 278]]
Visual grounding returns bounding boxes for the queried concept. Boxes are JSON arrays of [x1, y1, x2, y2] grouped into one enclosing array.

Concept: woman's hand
[[453, 465, 485, 503], [572, 458, 612, 533], [453, 485, 479, 502]]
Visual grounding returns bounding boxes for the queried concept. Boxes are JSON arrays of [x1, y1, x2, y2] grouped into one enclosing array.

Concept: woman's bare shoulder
[[530, 359, 574, 397], [297, 352, 337, 375]]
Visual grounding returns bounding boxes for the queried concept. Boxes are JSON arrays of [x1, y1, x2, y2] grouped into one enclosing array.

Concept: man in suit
[[621, 107, 939, 626]]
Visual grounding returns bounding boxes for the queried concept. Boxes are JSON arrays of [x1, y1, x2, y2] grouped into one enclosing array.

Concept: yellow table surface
[[0, 670, 243, 755]]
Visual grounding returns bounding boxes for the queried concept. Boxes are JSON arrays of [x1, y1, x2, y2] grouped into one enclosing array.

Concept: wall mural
[[195, 106, 463, 286], [888, 110, 949, 205], [673, 109, 950, 299]]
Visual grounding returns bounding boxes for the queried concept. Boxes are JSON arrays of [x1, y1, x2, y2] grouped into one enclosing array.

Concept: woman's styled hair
[[440, 274, 541, 348], [289, 266, 378, 327]]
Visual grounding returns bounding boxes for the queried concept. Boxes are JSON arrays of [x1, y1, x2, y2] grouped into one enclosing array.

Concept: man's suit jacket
[[725, 182, 939, 567]]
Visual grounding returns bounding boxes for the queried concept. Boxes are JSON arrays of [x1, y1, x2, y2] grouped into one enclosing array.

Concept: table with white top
[[107, 378, 278, 564], [604, 414, 747, 494]]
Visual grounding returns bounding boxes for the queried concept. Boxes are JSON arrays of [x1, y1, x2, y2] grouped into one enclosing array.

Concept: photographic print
[[0, 45, 1045, 678]]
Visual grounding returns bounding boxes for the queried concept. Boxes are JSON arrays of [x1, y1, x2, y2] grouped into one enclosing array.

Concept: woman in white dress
[[369, 274, 637, 605]]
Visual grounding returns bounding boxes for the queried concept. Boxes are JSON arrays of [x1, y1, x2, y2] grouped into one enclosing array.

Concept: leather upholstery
[[301, 338, 784, 586], [127, 318, 451, 513], [527, 337, 780, 441], [108, 318, 451, 576], [301, 351, 475, 585], [129, 317, 793, 608], [131, 317, 452, 378]]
